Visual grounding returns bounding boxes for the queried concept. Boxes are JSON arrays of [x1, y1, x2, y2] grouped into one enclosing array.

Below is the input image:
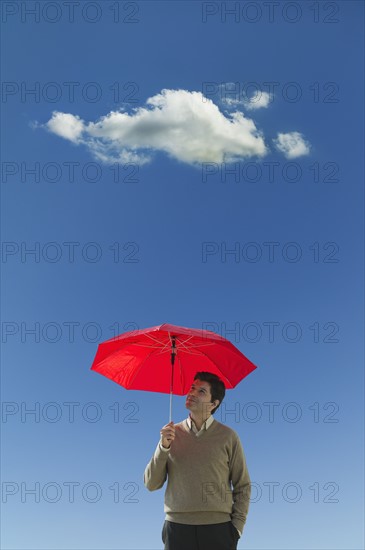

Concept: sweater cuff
[[232, 523, 242, 537], [159, 442, 171, 452]]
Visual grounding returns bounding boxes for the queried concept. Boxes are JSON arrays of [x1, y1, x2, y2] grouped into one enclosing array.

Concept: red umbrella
[[90, 323, 258, 421]]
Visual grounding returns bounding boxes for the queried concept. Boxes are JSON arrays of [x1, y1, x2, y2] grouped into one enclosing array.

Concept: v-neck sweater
[[143, 417, 251, 535]]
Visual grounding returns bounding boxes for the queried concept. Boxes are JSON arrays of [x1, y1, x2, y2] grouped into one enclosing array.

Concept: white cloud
[[46, 112, 85, 143], [223, 91, 272, 111], [244, 91, 272, 110], [41, 89, 311, 164], [43, 89, 268, 165], [273, 131, 311, 159]]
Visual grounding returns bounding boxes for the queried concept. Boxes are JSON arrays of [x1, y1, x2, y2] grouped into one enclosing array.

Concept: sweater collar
[[186, 413, 215, 431]]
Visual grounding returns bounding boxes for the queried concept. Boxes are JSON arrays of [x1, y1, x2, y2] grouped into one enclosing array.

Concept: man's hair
[[193, 371, 226, 414]]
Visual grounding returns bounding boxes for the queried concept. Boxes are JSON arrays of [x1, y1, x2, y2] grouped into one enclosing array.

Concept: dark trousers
[[162, 520, 240, 550]]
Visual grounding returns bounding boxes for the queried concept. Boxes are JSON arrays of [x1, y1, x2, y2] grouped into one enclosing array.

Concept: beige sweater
[[143, 416, 251, 536]]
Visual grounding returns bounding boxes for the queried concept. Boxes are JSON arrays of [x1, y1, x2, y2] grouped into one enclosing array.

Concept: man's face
[[185, 379, 218, 416]]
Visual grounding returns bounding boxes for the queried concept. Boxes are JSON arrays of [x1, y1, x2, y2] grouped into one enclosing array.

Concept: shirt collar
[[186, 413, 215, 431]]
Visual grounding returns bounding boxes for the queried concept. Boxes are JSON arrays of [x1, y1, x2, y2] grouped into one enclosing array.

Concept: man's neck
[[189, 412, 211, 431]]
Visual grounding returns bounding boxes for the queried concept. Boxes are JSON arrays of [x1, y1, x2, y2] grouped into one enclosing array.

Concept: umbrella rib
[[177, 341, 217, 351], [174, 335, 213, 349], [174, 334, 194, 347], [174, 338, 217, 356], [144, 333, 171, 348], [129, 342, 169, 350], [170, 333, 217, 353], [132, 343, 173, 355], [126, 334, 218, 353], [132, 333, 173, 354]]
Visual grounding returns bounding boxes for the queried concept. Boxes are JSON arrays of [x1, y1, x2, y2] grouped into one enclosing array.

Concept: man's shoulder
[[211, 418, 240, 440]]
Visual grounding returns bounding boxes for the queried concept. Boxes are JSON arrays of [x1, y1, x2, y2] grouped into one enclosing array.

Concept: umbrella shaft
[[170, 352, 174, 393], [169, 339, 175, 422]]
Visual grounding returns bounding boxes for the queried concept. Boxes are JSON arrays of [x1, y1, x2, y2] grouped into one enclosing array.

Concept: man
[[143, 371, 251, 550]]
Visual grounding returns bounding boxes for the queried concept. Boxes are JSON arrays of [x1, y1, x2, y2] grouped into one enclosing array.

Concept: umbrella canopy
[[90, 323, 258, 420]]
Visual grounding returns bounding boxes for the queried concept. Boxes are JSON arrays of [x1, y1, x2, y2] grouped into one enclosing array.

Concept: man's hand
[[160, 421, 175, 448]]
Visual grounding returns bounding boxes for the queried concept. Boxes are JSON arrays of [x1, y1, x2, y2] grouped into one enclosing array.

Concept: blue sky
[[1, 1, 364, 549]]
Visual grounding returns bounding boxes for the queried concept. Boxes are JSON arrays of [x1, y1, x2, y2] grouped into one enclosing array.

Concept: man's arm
[[229, 434, 251, 537], [143, 442, 170, 491]]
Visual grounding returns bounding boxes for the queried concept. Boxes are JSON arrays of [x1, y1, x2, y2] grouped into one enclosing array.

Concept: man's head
[[186, 371, 226, 416]]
